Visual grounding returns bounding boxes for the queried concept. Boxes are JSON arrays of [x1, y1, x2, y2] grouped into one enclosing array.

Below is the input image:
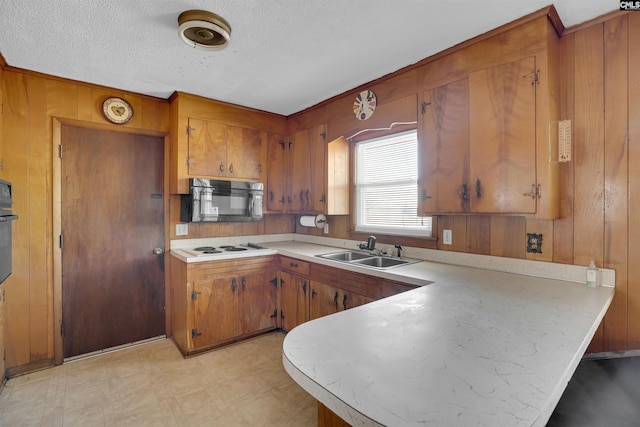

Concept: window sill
[[349, 230, 438, 250]]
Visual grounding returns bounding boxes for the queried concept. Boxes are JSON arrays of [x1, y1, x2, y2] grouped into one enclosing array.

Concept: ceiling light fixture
[[178, 10, 231, 51]]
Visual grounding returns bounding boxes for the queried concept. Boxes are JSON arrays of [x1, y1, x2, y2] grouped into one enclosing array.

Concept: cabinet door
[[238, 271, 277, 335], [192, 276, 239, 349], [289, 129, 313, 212], [266, 133, 287, 212], [340, 291, 373, 311], [326, 136, 350, 215], [310, 124, 327, 213], [187, 118, 227, 177], [419, 78, 469, 214], [469, 56, 537, 213], [310, 281, 340, 320], [280, 271, 310, 331], [227, 126, 262, 180]]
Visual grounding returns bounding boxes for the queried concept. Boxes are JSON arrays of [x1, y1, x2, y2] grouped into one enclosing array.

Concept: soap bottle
[[586, 260, 598, 288]]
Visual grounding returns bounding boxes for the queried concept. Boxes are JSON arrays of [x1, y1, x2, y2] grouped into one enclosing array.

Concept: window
[[355, 130, 431, 237]]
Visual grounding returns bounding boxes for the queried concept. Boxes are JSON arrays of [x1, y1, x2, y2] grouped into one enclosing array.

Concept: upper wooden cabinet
[[169, 92, 286, 194], [187, 118, 262, 180], [265, 123, 349, 215], [418, 16, 560, 219]]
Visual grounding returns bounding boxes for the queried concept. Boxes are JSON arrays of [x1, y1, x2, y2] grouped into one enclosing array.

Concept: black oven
[[0, 179, 18, 284]]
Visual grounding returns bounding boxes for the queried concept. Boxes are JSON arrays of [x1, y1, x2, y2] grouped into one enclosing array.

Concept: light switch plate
[[176, 223, 188, 236], [443, 229, 452, 245]]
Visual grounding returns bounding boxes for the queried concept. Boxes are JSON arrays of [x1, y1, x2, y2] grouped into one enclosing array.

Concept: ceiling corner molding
[[562, 9, 631, 36]]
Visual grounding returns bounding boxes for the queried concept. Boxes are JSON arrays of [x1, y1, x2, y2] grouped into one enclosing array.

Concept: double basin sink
[[315, 250, 420, 269]]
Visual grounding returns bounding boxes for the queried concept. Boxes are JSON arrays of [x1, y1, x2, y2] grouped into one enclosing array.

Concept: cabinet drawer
[[190, 256, 274, 280], [279, 256, 310, 276]]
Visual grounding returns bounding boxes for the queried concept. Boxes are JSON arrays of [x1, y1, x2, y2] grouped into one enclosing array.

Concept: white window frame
[[354, 130, 431, 237]]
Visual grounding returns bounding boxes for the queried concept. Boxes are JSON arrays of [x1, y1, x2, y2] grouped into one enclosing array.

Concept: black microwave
[[180, 179, 264, 223]]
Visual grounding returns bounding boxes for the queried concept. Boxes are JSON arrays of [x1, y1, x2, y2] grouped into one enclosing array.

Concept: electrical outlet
[[176, 223, 188, 236], [443, 229, 452, 245], [323, 223, 329, 234]]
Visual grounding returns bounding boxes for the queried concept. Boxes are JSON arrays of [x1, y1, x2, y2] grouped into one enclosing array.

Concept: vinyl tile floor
[[0, 332, 316, 426], [547, 356, 640, 426]]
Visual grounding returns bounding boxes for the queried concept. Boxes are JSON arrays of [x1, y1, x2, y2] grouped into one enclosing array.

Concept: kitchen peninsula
[[274, 240, 614, 427], [170, 236, 614, 426]]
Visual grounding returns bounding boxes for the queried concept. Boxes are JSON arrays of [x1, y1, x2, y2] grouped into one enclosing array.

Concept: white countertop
[[169, 236, 614, 426], [274, 242, 614, 427]]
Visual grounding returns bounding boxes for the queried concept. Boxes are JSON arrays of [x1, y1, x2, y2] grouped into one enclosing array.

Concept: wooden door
[[61, 125, 165, 358], [280, 271, 310, 331], [192, 276, 238, 348], [419, 78, 470, 214], [187, 118, 227, 177], [239, 271, 277, 334], [469, 56, 537, 213], [266, 133, 287, 212], [289, 129, 313, 211], [227, 126, 262, 180]]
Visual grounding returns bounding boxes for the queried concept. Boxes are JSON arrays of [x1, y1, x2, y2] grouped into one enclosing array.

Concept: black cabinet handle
[[290, 262, 298, 268], [231, 277, 237, 293], [342, 294, 348, 311], [241, 277, 246, 291], [220, 163, 225, 173], [302, 280, 307, 295], [461, 182, 469, 201], [476, 179, 482, 199], [333, 291, 339, 310]]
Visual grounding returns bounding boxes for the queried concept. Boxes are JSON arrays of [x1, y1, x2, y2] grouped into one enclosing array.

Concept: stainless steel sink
[[315, 251, 420, 269], [318, 251, 372, 261], [353, 257, 411, 268]]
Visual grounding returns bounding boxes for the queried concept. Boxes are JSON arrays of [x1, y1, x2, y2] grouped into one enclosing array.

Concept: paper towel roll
[[299, 214, 327, 228]]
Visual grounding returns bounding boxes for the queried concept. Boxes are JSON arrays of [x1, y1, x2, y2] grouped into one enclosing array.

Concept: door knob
[[153, 247, 164, 255]]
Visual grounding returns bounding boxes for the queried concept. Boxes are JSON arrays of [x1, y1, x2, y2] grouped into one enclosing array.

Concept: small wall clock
[[353, 90, 377, 121], [102, 97, 134, 124]]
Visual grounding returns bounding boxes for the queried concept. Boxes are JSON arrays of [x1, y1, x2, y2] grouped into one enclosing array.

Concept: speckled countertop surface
[[170, 235, 614, 426], [270, 241, 614, 427]]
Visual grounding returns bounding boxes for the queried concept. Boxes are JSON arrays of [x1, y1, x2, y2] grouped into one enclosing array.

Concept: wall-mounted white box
[[176, 224, 188, 236], [443, 229, 452, 245]]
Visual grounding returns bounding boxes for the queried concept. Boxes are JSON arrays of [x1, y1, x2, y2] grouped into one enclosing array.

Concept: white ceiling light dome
[[178, 10, 231, 51]]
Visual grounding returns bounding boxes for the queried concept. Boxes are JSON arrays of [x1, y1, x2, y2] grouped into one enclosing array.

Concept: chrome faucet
[[358, 235, 376, 251]]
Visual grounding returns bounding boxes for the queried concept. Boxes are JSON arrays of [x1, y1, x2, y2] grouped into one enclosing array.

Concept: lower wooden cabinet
[[278, 256, 311, 332], [279, 270, 310, 331], [170, 256, 277, 356], [310, 281, 373, 320], [169, 253, 420, 356]]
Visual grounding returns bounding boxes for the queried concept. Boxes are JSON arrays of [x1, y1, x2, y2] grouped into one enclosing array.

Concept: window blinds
[[355, 130, 431, 236]]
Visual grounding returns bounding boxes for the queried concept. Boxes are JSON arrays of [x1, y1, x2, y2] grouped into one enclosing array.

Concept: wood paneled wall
[[0, 69, 172, 373], [294, 12, 638, 354], [0, 9, 636, 376]]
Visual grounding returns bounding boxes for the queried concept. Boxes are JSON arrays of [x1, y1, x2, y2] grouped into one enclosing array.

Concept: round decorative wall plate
[[102, 97, 134, 124], [353, 90, 377, 121]]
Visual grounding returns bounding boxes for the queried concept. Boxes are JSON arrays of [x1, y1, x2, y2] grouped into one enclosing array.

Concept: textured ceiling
[[0, 1, 618, 116]]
